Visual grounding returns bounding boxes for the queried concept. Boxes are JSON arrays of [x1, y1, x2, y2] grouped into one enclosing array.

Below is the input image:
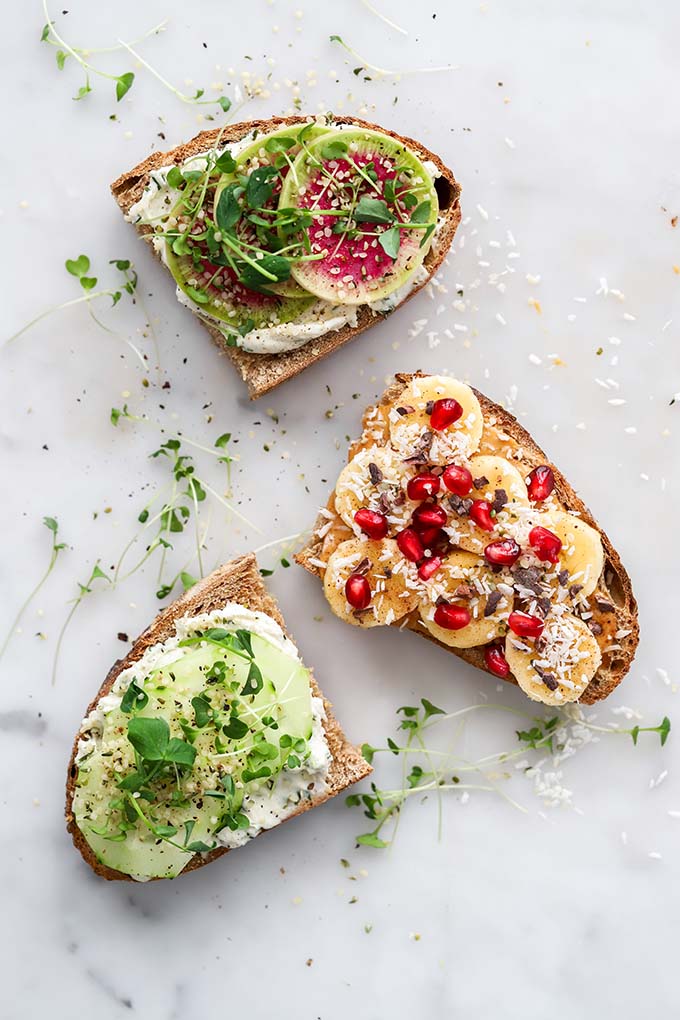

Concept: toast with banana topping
[[111, 115, 461, 398], [297, 374, 638, 706], [65, 554, 371, 881]]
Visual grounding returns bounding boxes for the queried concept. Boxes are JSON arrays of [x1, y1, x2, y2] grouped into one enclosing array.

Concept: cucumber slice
[[72, 630, 317, 879], [278, 128, 439, 306]]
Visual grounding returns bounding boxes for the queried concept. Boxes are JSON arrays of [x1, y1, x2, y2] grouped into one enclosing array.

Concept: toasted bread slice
[[111, 116, 461, 399], [65, 553, 371, 881], [296, 374, 638, 706]]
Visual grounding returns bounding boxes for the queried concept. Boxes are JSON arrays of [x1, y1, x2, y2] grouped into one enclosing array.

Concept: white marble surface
[[1, 1, 680, 1016]]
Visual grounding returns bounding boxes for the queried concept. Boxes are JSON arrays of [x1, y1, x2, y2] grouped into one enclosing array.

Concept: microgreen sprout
[[5, 255, 144, 366], [360, 0, 408, 36], [348, 700, 672, 849], [52, 562, 111, 686], [40, 5, 233, 113], [0, 517, 66, 665], [329, 35, 458, 79]]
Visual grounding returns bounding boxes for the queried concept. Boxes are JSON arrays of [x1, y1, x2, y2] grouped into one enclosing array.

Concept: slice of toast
[[65, 553, 371, 881], [296, 374, 639, 706], [111, 116, 461, 399]]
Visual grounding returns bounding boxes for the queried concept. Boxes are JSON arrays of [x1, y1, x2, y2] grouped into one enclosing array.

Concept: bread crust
[[111, 116, 461, 399], [65, 553, 371, 881], [296, 374, 639, 705]]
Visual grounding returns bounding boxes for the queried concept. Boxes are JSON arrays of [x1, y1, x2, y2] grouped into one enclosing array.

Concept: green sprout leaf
[[354, 196, 395, 225], [356, 833, 388, 849], [378, 224, 400, 259], [65, 254, 91, 278], [115, 72, 135, 101], [120, 680, 149, 715], [319, 138, 349, 161]]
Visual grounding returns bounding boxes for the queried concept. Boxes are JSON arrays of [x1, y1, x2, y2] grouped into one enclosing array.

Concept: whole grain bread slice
[[111, 116, 462, 399], [65, 553, 371, 881], [296, 374, 639, 705]]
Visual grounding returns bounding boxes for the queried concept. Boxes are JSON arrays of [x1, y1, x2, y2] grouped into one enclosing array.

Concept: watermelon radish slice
[[165, 246, 315, 337], [213, 123, 330, 299], [278, 128, 439, 306]]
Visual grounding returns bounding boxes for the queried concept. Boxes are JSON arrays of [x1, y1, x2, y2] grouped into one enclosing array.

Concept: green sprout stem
[[0, 518, 65, 665]]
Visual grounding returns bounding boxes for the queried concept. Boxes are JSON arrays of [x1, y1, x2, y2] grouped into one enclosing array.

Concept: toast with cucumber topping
[[65, 553, 371, 881], [112, 115, 461, 398], [297, 374, 638, 707]]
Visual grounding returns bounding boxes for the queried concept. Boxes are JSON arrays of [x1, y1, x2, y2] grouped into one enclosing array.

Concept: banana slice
[[417, 551, 513, 648], [450, 455, 530, 554], [323, 538, 419, 628], [505, 610, 601, 705], [388, 376, 483, 466], [536, 510, 604, 598], [334, 445, 416, 532]]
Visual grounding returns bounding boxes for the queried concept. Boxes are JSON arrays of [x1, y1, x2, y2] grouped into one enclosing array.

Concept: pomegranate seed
[[396, 527, 424, 562], [407, 473, 441, 501], [527, 465, 555, 502], [417, 525, 444, 549], [433, 601, 471, 630], [418, 556, 442, 580], [354, 508, 388, 540], [442, 464, 473, 496], [413, 503, 448, 530], [529, 525, 562, 563], [430, 398, 463, 431], [469, 500, 494, 532], [345, 573, 371, 610], [508, 611, 544, 639], [484, 539, 521, 567], [484, 645, 510, 678]]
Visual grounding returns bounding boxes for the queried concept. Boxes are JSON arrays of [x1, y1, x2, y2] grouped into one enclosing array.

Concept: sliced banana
[[536, 510, 604, 597], [505, 609, 601, 705], [388, 376, 483, 466], [450, 455, 531, 554], [323, 538, 419, 628], [417, 550, 512, 649], [334, 445, 416, 532]]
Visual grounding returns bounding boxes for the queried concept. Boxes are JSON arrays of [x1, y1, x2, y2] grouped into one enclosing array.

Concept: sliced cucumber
[[278, 127, 439, 306]]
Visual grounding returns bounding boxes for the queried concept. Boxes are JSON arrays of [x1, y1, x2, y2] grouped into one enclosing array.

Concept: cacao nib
[[588, 620, 603, 635], [355, 558, 371, 576], [595, 597, 615, 613], [377, 492, 391, 515], [448, 494, 473, 516], [368, 462, 383, 485], [533, 663, 558, 691], [396, 405, 415, 416], [473, 475, 490, 490], [492, 488, 508, 513], [511, 565, 543, 596], [425, 400, 435, 414], [393, 491, 406, 507], [536, 597, 552, 618], [402, 430, 433, 465], [484, 590, 503, 617], [557, 569, 569, 587], [569, 584, 584, 598], [453, 584, 475, 599]]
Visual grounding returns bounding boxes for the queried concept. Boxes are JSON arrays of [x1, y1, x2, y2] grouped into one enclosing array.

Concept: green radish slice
[[278, 128, 439, 306], [213, 122, 331, 299]]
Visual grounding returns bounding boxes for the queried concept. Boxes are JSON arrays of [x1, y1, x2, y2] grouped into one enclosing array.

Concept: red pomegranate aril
[[418, 556, 442, 581], [433, 602, 471, 630], [484, 645, 510, 678], [469, 500, 494, 532], [413, 503, 448, 530], [508, 611, 544, 639], [396, 527, 424, 562], [417, 525, 442, 548], [527, 465, 555, 502], [529, 525, 562, 563], [354, 508, 388, 540], [345, 573, 371, 610], [407, 473, 441, 501], [430, 398, 463, 431], [442, 464, 473, 496], [484, 539, 521, 567]]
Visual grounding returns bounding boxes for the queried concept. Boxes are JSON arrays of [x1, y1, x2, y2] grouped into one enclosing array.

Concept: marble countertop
[[1, 1, 679, 1017]]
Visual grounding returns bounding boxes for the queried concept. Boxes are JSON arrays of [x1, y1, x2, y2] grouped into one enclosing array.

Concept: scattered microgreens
[[52, 561, 111, 685], [348, 700, 672, 849], [5, 256, 144, 366], [360, 0, 408, 36], [329, 35, 457, 79], [0, 517, 66, 665], [40, 5, 233, 114]]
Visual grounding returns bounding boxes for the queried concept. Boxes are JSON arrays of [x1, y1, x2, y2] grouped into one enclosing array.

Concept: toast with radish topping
[[65, 554, 370, 881], [111, 116, 461, 399], [297, 374, 638, 706]]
